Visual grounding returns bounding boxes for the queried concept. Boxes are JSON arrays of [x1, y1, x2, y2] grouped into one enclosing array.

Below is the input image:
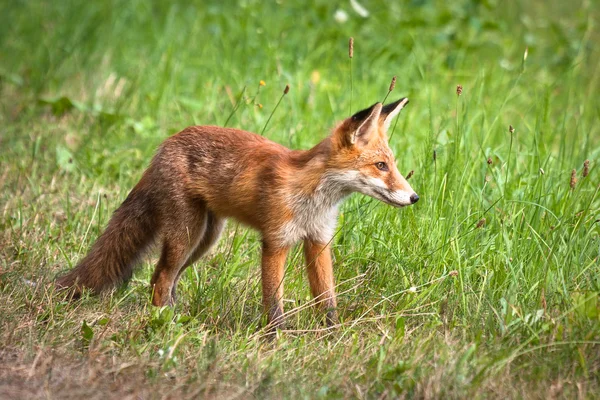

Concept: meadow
[[1, 0, 599, 398]]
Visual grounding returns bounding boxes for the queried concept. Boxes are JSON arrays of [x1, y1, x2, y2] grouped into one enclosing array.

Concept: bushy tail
[[56, 183, 157, 296]]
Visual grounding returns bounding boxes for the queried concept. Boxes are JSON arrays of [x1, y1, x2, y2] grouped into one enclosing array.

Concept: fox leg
[[261, 242, 290, 330], [170, 211, 225, 302], [304, 240, 337, 326], [151, 210, 208, 306]]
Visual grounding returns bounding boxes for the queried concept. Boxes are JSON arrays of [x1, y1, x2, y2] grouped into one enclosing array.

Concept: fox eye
[[375, 162, 388, 171]]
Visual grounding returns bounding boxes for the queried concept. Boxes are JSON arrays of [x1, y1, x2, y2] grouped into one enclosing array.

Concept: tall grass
[[1, 0, 599, 398]]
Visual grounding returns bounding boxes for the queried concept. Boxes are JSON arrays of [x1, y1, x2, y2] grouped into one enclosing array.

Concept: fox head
[[328, 98, 419, 207]]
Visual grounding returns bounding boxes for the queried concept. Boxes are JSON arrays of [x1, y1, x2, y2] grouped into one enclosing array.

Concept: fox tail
[[56, 181, 157, 296]]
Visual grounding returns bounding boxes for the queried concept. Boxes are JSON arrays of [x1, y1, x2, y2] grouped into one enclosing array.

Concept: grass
[[1, 0, 599, 398]]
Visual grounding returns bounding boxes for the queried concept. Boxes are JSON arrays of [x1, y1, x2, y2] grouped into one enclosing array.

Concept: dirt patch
[[0, 348, 244, 400]]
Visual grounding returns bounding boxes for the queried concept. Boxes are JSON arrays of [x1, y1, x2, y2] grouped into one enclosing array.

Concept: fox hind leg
[[150, 206, 208, 306], [170, 211, 225, 302]]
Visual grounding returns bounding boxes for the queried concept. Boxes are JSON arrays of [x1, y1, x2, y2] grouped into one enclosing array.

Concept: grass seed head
[[389, 76, 396, 93], [349, 37, 354, 58], [449, 270, 459, 277], [583, 159, 589, 177], [570, 169, 577, 189], [509, 125, 515, 134], [433, 150, 437, 161], [476, 218, 486, 228], [456, 84, 463, 96], [487, 157, 492, 165], [283, 84, 290, 95], [406, 170, 414, 180], [539, 168, 545, 175]]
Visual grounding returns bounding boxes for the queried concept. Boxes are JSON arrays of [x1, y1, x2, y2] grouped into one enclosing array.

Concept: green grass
[[1, 0, 599, 398]]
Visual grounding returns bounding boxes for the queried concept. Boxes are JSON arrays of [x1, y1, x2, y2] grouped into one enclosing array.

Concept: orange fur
[[304, 240, 336, 325], [56, 98, 418, 329]]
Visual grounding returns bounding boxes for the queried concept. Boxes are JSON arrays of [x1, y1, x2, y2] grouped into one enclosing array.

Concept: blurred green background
[[1, 0, 599, 398]]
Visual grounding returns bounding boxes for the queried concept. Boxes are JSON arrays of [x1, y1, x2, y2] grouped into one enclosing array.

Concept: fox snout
[[354, 172, 419, 208], [383, 188, 419, 207], [381, 173, 419, 208], [386, 173, 419, 207]]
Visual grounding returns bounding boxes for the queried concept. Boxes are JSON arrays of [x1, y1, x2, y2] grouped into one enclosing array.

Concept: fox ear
[[349, 102, 383, 146], [380, 98, 409, 131]]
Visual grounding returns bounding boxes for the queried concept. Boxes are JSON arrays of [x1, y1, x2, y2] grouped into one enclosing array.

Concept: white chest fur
[[278, 201, 340, 247], [276, 173, 352, 247]]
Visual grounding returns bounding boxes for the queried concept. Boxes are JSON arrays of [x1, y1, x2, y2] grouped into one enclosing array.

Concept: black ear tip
[[384, 97, 408, 104], [351, 102, 380, 121], [381, 97, 410, 115]]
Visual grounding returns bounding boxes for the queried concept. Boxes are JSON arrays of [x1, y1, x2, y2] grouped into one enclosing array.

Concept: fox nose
[[410, 193, 419, 204]]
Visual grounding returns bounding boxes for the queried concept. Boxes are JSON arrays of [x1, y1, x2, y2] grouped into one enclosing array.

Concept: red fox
[[56, 98, 418, 328]]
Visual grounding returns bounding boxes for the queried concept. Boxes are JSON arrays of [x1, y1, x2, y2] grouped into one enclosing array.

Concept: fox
[[56, 97, 418, 329]]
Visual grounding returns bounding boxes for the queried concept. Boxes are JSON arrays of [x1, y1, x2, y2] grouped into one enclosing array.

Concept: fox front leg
[[261, 242, 290, 331], [304, 240, 337, 326]]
